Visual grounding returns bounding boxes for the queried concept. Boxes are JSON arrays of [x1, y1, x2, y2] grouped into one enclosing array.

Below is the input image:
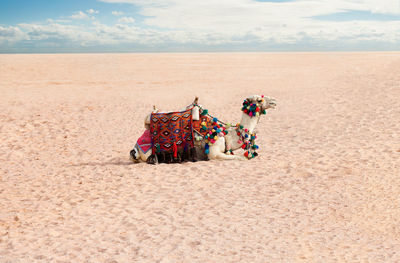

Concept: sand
[[0, 52, 399, 262]]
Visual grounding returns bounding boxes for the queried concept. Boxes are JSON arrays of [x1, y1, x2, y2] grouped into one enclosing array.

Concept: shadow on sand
[[69, 157, 135, 167]]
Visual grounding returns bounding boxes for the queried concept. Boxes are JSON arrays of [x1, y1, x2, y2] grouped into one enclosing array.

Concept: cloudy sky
[[0, 0, 400, 53]]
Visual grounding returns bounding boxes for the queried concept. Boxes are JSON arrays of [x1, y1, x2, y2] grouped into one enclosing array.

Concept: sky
[[0, 0, 400, 53]]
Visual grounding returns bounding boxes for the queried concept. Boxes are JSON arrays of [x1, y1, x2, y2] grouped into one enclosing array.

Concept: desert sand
[[0, 52, 399, 262]]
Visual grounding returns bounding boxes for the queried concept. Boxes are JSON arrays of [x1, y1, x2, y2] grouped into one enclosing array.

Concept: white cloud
[[4, 18, 398, 47], [47, 18, 72, 23], [97, 0, 400, 46], [112, 11, 124, 16], [0, 25, 26, 43], [118, 17, 135, 23], [87, 9, 99, 15], [70, 11, 88, 20], [2, 0, 400, 51], [17, 23, 94, 42]]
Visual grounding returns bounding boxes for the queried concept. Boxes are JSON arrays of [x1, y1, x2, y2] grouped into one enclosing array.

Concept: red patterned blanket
[[136, 129, 152, 154], [150, 108, 194, 156]]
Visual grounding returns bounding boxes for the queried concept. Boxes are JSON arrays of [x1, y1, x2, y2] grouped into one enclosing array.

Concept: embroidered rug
[[150, 108, 194, 154], [136, 129, 152, 154]]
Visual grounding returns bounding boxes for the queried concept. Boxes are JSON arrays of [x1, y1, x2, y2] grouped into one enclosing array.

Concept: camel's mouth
[[266, 99, 277, 109]]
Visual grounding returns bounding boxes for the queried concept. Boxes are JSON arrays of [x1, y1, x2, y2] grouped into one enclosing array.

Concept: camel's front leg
[[208, 138, 246, 161], [214, 151, 247, 161]]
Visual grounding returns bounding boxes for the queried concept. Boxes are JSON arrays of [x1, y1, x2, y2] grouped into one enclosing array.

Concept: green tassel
[[201, 109, 208, 116], [156, 144, 161, 153]]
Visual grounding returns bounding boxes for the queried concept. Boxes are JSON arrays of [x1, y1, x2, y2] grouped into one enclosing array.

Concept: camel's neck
[[239, 113, 259, 134], [224, 112, 260, 152]]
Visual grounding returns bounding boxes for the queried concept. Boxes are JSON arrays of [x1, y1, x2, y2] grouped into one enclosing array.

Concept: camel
[[130, 95, 276, 163]]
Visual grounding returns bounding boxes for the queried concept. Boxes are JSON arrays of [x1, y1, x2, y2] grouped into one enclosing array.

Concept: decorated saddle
[[148, 108, 197, 163]]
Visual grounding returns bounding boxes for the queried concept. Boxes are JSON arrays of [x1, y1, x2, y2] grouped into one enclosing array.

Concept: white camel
[[130, 95, 276, 163]]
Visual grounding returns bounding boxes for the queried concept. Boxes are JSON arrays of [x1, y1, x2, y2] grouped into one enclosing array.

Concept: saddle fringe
[[146, 147, 198, 165]]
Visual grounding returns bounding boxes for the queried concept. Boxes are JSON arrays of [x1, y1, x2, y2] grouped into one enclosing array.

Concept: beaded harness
[[194, 95, 267, 159]]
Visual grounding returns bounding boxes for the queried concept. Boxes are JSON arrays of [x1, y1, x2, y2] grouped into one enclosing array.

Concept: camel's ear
[[193, 96, 199, 105]]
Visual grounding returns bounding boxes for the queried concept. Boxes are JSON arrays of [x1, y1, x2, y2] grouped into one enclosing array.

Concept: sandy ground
[[0, 52, 399, 262]]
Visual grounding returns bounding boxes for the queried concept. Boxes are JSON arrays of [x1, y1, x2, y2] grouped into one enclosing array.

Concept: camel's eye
[[257, 99, 262, 103]]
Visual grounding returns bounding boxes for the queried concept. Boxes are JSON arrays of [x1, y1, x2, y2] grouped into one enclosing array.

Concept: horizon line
[[2, 50, 400, 55]]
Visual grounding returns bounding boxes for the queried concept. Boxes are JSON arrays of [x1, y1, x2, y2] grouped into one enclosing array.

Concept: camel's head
[[246, 95, 277, 111]]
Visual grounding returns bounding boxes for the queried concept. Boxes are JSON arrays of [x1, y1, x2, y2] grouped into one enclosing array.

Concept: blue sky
[[0, 0, 400, 53]]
